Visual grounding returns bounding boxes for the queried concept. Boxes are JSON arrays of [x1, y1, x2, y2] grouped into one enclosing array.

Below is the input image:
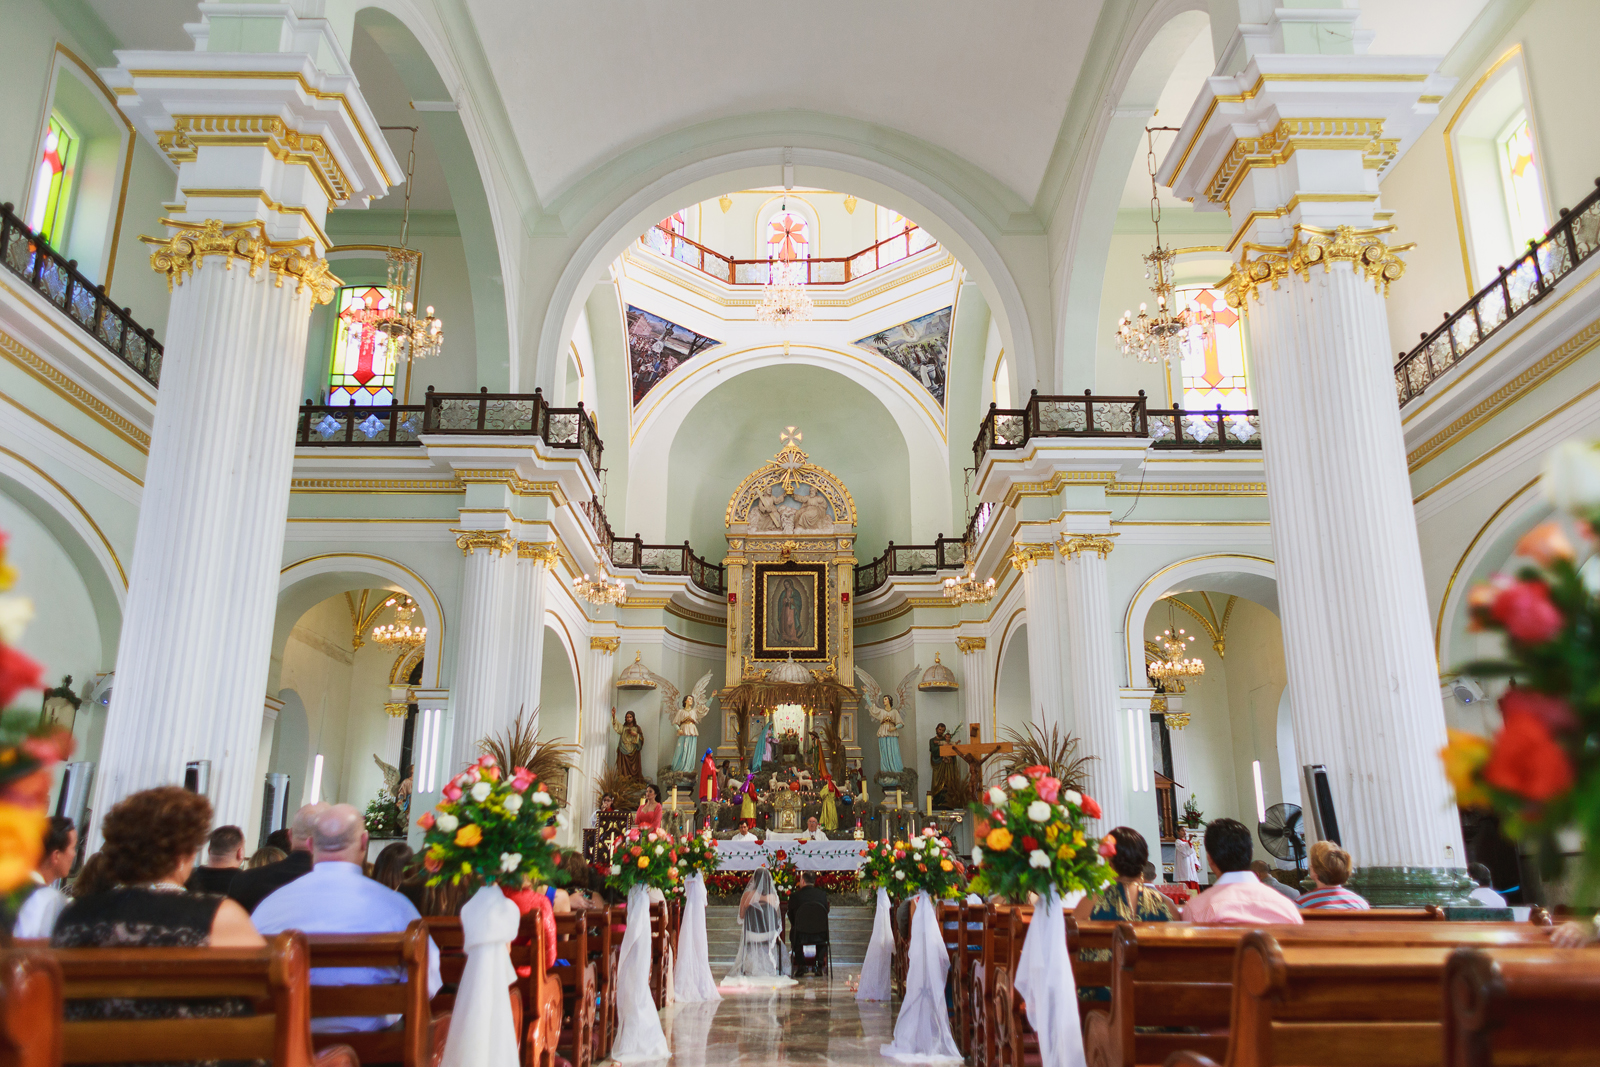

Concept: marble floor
[[654, 975, 933, 1066]]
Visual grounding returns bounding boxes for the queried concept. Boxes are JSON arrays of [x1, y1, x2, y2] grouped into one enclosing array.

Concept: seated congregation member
[[186, 824, 246, 895], [1180, 818, 1302, 925], [229, 802, 326, 913], [1297, 841, 1370, 910], [13, 815, 75, 939], [371, 841, 425, 910], [1252, 860, 1301, 902], [788, 870, 830, 975], [265, 828, 292, 853], [251, 804, 442, 1032], [52, 788, 263, 1025], [248, 845, 286, 868], [723, 866, 794, 986], [1468, 862, 1508, 907], [1074, 826, 1175, 1001]]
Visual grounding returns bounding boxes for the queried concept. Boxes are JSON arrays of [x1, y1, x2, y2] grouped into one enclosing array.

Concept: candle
[[671, 789, 677, 812], [895, 789, 903, 809], [926, 793, 933, 816]]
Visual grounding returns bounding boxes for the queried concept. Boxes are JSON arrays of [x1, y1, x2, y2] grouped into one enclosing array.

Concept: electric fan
[[1258, 802, 1306, 869]]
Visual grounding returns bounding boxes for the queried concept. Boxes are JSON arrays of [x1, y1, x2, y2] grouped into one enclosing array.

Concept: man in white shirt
[[804, 816, 828, 841], [1467, 862, 1508, 908], [252, 804, 441, 1032], [13, 816, 75, 939]]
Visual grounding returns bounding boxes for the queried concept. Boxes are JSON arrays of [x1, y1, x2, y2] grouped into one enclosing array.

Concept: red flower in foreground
[[1489, 580, 1565, 644], [1080, 795, 1102, 819], [1482, 709, 1574, 803], [0, 645, 43, 708], [1499, 688, 1576, 733], [1021, 836, 1039, 851]]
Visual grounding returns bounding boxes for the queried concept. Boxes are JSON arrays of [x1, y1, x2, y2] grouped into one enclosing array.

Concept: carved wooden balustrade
[[1, 201, 162, 386], [854, 536, 969, 597], [641, 223, 938, 285], [973, 390, 1261, 467]]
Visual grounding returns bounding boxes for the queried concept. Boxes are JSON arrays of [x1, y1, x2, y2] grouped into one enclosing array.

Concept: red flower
[[0, 645, 44, 707], [1080, 795, 1102, 819], [1024, 765, 1049, 780], [19, 728, 71, 764], [1489, 580, 1565, 644], [917, 863, 926, 873], [1498, 688, 1576, 733], [1021, 836, 1039, 851], [1482, 709, 1574, 803]]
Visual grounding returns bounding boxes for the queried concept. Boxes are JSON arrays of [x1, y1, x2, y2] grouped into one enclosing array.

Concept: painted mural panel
[[854, 306, 952, 406], [627, 305, 721, 405]]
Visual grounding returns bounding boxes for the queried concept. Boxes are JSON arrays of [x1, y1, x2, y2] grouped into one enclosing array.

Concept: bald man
[[251, 803, 441, 1032], [228, 802, 328, 913]]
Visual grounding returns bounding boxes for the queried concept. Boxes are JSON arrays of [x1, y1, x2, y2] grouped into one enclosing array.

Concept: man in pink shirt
[[1180, 818, 1303, 925]]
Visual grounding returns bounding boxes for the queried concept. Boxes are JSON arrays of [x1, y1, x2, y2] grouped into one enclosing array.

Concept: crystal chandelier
[[943, 561, 995, 604], [1147, 626, 1205, 684], [757, 197, 814, 324], [371, 596, 426, 651], [348, 127, 443, 370], [1115, 128, 1212, 365], [573, 568, 627, 606]]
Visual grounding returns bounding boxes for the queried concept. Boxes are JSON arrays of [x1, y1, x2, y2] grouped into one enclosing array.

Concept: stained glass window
[[1497, 113, 1549, 252], [767, 210, 809, 262], [27, 115, 77, 247], [328, 285, 400, 406], [1177, 288, 1249, 410]]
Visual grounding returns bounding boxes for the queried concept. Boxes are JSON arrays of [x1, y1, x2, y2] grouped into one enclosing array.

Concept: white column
[[448, 532, 514, 774], [955, 635, 991, 742], [1059, 535, 1128, 833], [504, 543, 558, 738], [574, 635, 618, 830], [1012, 543, 1070, 736]]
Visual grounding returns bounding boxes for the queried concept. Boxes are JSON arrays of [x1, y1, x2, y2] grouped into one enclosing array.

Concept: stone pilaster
[[1011, 542, 1069, 737], [448, 531, 514, 774], [504, 542, 559, 738], [574, 635, 619, 829], [1058, 534, 1127, 833], [955, 635, 990, 742]]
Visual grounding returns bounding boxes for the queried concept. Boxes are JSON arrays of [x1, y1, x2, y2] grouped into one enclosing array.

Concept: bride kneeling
[[720, 866, 797, 988]]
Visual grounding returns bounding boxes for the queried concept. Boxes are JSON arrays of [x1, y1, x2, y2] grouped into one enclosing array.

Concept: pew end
[[0, 949, 61, 1067]]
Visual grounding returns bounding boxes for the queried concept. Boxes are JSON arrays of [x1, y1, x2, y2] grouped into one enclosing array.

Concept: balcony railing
[[1, 201, 162, 386], [610, 536, 726, 597], [973, 391, 1261, 467], [640, 224, 938, 286], [297, 404, 425, 445], [854, 536, 969, 597], [1395, 176, 1600, 407]]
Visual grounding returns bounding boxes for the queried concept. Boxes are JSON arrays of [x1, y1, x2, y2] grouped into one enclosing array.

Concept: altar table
[[714, 839, 865, 871]]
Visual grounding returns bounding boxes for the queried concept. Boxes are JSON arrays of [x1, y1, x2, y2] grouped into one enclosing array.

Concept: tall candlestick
[[926, 793, 933, 816], [671, 789, 677, 812], [895, 789, 903, 809]]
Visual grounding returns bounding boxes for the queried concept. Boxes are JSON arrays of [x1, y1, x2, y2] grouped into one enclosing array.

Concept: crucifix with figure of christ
[[940, 724, 1013, 801]]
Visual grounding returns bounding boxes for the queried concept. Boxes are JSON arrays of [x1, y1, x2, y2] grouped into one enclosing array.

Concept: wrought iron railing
[[854, 535, 969, 597], [641, 224, 938, 286], [0, 201, 162, 386], [609, 536, 726, 597], [1395, 177, 1600, 407], [297, 404, 425, 445], [421, 387, 603, 472], [973, 391, 1261, 467]]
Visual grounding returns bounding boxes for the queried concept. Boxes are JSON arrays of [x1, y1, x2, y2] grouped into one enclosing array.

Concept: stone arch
[[1122, 553, 1278, 686], [1434, 478, 1546, 670], [993, 610, 1030, 741], [276, 554, 446, 689]]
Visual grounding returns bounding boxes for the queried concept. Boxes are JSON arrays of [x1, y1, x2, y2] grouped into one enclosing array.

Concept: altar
[[714, 838, 865, 871]]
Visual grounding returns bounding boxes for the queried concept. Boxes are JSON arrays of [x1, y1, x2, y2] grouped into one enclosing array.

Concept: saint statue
[[928, 723, 962, 809], [610, 707, 645, 780], [696, 749, 718, 803], [750, 710, 773, 773], [660, 670, 715, 773], [855, 665, 920, 776]]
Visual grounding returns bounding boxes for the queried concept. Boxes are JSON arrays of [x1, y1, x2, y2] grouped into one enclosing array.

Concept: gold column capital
[[142, 218, 339, 304], [955, 636, 987, 654], [590, 636, 620, 653], [1223, 224, 1411, 307], [454, 530, 514, 557], [1008, 542, 1055, 572], [1058, 533, 1117, 560], [517, 541, 561, 566]]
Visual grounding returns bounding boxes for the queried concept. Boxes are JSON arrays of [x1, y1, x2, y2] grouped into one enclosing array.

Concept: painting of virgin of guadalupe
[[755, 563, 826, 659]]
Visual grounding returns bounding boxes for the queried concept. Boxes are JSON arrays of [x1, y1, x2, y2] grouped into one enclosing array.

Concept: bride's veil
[[725, 866, 789, 979]]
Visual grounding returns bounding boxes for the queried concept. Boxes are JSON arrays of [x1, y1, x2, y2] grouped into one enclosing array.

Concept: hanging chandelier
[[347, 127, 443, 367], [1147, 626, 1205, 684], [1115, 128, 1212, 365], [371, 596, 426, 652], [573, 568, 627, 606], [943, 562, 996, 605], [757, 197, 814, 324]]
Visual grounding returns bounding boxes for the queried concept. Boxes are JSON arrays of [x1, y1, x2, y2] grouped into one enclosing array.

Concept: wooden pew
[[1300, 906, 1444, 921], [305, 923, 448, 1067], [0, 949, 60, 1067], [53, 930, 356, 1067], [1443, 945, 1600, 1067], [1089, 922, 1557, 1067], [551, 913, 598, 1067], [648, 901, 670, 1008], [422, 913, 555, 1067], [578, 906, 620, 1060]]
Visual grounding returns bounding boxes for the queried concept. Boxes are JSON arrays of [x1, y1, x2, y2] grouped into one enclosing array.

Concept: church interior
[[3, 0, 1600, 1060]]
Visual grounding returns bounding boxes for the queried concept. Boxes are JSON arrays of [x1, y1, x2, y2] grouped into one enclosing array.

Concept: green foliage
[[600, 826, 684, 895], [365, 794, 407, 839], [968, 767, 1114, 905], [418, 755, 565, 889]]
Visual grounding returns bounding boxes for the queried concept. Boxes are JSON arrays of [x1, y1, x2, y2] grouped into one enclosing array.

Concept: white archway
[[1122, 553, 1277, 685], [1434, 478, 1546, 669], [276, 553, 446, 689]]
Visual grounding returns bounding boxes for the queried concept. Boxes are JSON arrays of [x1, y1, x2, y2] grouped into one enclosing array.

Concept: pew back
[[0, 950, 60, 1067], [305, 924, 438, 1067], [1444, 945, 1600, 1067]]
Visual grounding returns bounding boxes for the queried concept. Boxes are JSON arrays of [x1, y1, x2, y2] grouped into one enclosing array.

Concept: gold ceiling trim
[[0, 325, 151, 451], [1202, 118, 1393, 207], [666, 602, 729, 628], [1105, 481, 1267, 496], [0, 392, 142, 487], [454, 469, 568, 504], [289, 477, 463, 494], [623, 243, 957, 310], [853, 602, 913, 629]]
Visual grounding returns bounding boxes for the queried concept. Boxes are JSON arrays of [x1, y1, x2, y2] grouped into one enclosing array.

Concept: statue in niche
[[751, 489, 783, 532], [794, 487, 832, 532], [610, 708, 645, 780], [855, 665, 920, 775], [928, 723, 963, 809], [663, 670, 715, 773]]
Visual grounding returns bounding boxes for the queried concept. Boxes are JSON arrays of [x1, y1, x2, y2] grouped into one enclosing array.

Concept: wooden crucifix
[[940, 724, 1013, 801]]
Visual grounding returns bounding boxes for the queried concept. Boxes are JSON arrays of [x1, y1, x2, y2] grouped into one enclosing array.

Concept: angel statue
[[855, 664, 920, 775], [372, 754, 413, 815], [662, 670, 716, 774]]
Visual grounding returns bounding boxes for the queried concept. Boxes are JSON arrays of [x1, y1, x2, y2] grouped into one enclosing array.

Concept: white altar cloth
[[714, 839, 865, 871]]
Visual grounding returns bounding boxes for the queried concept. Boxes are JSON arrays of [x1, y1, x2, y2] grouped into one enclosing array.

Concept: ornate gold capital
[[518, 541, 561, 566], [955, 636, 987, 654], [1008, 542, 1055, 572], [454, 530, 514, 557], [143, 218, 338, 304], [1223, 224, 1411, 307], [591, 636, 620, 653], [158, 115, 354, 203], [1058, 533, 1116, 560]]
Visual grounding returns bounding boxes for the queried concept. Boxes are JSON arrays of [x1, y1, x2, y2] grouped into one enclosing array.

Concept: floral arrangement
[[365, 793, 407, 839], [0, 527, 63, 901], [600, 826, 683, 895], [417, 754, 564, 888], [770, 856, 798, 897], [882, 828, 965, 899], [857, 838, 900, 894], [1181, 793, 1204, 828], [969, 764, 1114, 903], [703, 868, 860, 897], [675, 829, 721, 877]]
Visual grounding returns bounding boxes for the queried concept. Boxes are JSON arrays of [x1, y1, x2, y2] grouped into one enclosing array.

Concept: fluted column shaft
[[956, 637, 991, 742], [1014, 545, 1070, 736], [574, 637, 618, 829], [1247, 265, 1464, 873], [1059, 538, 1127, 833], [448, 534, 513, 774], [93, 261, 313, 836], [504, 545, 556, 738]]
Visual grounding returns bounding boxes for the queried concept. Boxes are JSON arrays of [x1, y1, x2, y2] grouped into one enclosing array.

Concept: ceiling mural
[[627, 305, 721, 406], [854, 306, 953, 406]]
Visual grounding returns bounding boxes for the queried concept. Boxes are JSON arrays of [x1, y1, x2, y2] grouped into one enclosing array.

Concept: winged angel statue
[[855, 665, 920, 774], [372, 753, 412, 815], [655, 669, 716, 774]]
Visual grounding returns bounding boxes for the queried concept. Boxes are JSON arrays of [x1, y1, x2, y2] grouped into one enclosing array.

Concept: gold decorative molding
[[0, 326, 151, 450], [453, 530, 513, 556], [1203, 118, 1395, 206], [178, 187, 332, 251], [143, 219, 339, 304], [955, 636, 987, 654], [1168, 593, 1235, 658], [518, 541, 561, 565], [157, 114, 354, 203], [1058, 533, 1116, 560], [1223, 224, 1410, 307], [665, 602, 728, 628], [590, 636, 620, 653], [1008, 542, 1055, 571], [454, 469, 566, 503], [289, 477, 463, 494], [1105, 481, 1266, 496]]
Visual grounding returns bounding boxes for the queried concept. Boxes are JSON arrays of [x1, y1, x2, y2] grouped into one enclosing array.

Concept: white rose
[[1543, 440, 1600, 511], [0, 596, 34, 644], [555, 811, 570, 830], [1028, 849, 1050, 869], [910, 836, 925, 850], [1027, 800, 1052, 823], [502, 793, 524, 814], [1008, 775, 1029, 790], [1062, 789, 1082, 807], [531, 791, 552, 805], [987, 786, 1008, 806], [655, 845, 664, 855], [435, 812, 459, 833], [927, 844, 940, 856], [499, 852, 522, 873], [894, 870, 906, 880], [470, 781, 492, 802], [972, 846, 984, 865]]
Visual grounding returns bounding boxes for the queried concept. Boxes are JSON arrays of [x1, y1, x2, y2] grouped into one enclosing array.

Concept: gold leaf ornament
[[143, 218, 340, 305]]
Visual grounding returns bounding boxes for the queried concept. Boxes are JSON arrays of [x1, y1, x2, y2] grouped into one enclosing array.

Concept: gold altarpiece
[[717, 433, 861, 771]]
